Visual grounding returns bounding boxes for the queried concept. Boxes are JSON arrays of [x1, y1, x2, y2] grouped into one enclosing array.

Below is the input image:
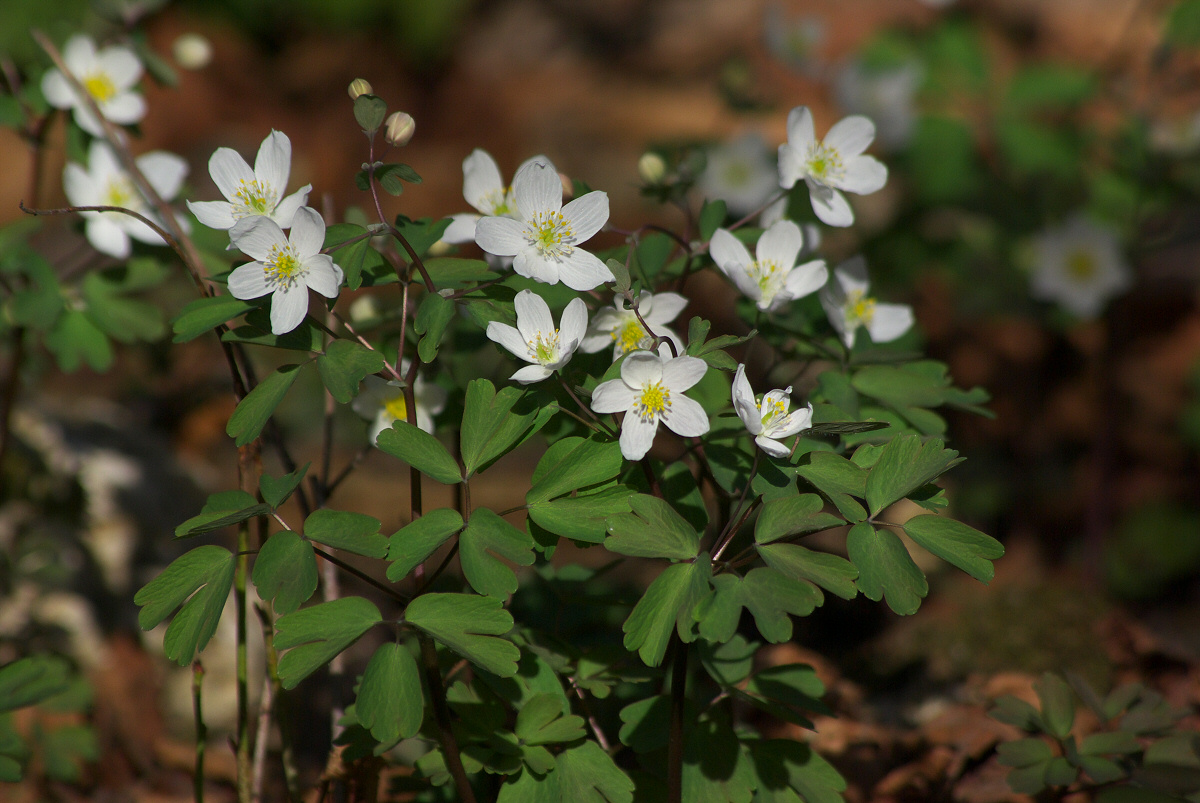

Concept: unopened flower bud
[[172, 33, 212, 70], [638, 152, 666, 184], [559, 172, 574, 201], [347, 78, 374, 100], [384, 111, 415, 146]]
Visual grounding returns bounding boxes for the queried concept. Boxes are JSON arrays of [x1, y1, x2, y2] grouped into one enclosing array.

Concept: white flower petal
[[462, 149, 504, 213], [777, 143, 803, 189], [512, 251, 560, 285], [836, 155, 888, 194], [732, 365, 761, 434], [63, 163, 96, 206], [562, 191, 608, 242], [754, 435, 791, 458], [513, 290, 554, 341], [786, 106, 816, 148], [619, 413, 659, 461], [269, 284, 309, 334], [590, 378, 636, 414], [230, 215, 288, 261], [304, 255, 342, 298], [771, 403, 813, 439], [808, 183, 854, 227], [101, 92, 145, 125], [834, 257, 871, 295], [513, 161, 561, 217], [557, 248, 612, 291], [824, 115, 875, 157], [97, 46, 142, 89], [782, 260, 828, 301], [86, 217, 131, 258], [644, 291, 687, 326], [188, 200, 237, 229], [708, 228, 752, 278], [209, 148, 255, 201], [621, 350, 663, 389], [866, 303, 914, 343], [255, 130, 291, 191], [559, 298, 588, 347], [123, 213, 168, 244], [475, 216, 525, 256], [62, 36, 97, 70], [226, 261, 271, 299], [663, 395, 709, 438], [486, 322, 530, 360], [273, 185, 310, 228], [511, 364, 553, 384], [74, 107, 105, 137], [661, 355, 707, 393], [289, 207, 325, 256], [137, 151, 188, 200], [756, 219, 803, 269], [41, 71, 74, 109], [442, 213, 480, 244]]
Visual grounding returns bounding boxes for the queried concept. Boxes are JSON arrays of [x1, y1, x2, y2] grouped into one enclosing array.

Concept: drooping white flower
[[708, 219, 828, 313], [778, 106, 888, 227], [820, 256, 913, 348], [442, 149, 553, 245], [63, 141, 188, 259], [591, 347, 709, 461], [352, 370, 447, 444], [475, 161, 612, 291], [834, 59, 922, 151], [580, 290, 687, 361], [486, 290, 587, 384], [1029, 215, 1131, 318], [187, 130, 311, 231], [41, 35, 145, 137], [226, 207, 343, 335], [698, 133, 779, 217], [732, 364, 813, 458]]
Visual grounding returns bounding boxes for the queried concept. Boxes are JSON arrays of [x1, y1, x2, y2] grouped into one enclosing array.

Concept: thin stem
[[250, 673, 272, 803], [666, 636, 688, 803], [192, 662, 206, 803], [569, 677, 611, 753], [557, 376, 616, 437], [640, 458, 663, 498], [234, 518, 251, 803], [711, 450, 760, 562], [21, 201, 183, 257], [419, 635, 477, 803], [311, 545, 409, 604], [0, 328, 25, 481]]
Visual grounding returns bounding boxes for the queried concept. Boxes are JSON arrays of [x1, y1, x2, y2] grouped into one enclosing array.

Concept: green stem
[[192, 661, 205, 803], [235, 517, 251, 803], [419, 635, 477, 803], [667, 636, 688, 803]]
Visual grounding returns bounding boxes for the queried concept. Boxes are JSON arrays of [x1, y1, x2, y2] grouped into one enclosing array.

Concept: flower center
[[264, 243, 306, 289], [748, 259, 786, 303], [760, 397, 790, 428], [844, 289, 876, 328], [529, 330, 560, 365], [234, 179, 277, 218], [525, 210, 574, 260], [83, 72, 117, 103], [383, 395, 408, 422], [805, 142, 845, 184], [635, 381, 672, 423], [1065, 249, 1097, 281], [722, 160, 752, 187], [614, 317, 649, 355], [483, 187, 515, 217], [103, 176, 138, 210]]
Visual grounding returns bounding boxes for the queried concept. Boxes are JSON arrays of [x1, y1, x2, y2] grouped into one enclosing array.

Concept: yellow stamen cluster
[[525, 210, 574, 260], [83, 72, 116, 103], [844, 288, 876, 327], [614, 318, 649, 355], [234, 179, 276, 217], [383, 395, 408, 422], [805, 142, 845, 184], [483, 187, 515, 217], [749, 259, 785, 302], [103, 176, 138, 209], [760, 397, 789, 428], [1065, 249, 1098, 281], [529, 330, 560, 365], [264, 243, 305, 290], [635, 381, 672, 423]]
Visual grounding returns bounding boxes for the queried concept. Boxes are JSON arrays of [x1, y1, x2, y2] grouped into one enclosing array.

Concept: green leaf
[[39, 724, 97, 783], [515, 693, 586, 746], [1076, 755, 1126, 785], [274, 596, 382, 689], [460, 379, 552, 477], [997, 118, 1077, 178], [907, 116, 980, 203], [526, 435, 624, 505], [324, 223, 382, 291], [387, 509, 465, 581], [459, 508, 535, 598], [698, 198, 727, 241], [222, 309, 324, 351], [317, 340, 386, 403], [795, 451, 868, 521], [45, 310, 112, 372], [1167, 0, 1200, 46], [756, 543, 859, 600], [423, 257, 497, 287], [1006, 65, 1096, 112], [405, 593, 519, 677], [682, 713, 757, 803], [902, 514, 1004, 583], [697, 634, 757, 686], [846, 522, 927, 615], [304, 509, 387, 558], [706, 568, 822, 644], [252, 531, 318, 614], [1034, 673, 1076, 740], [393, 216, 451, 261], [414, 292, 455, 363], [356, 642, 423, 745], [353, 94, 387, 131], [997, 738, 1054, 768], [528, 486, 636, 544], [864, 434, 961, 516], [1080, 732, 1141, 756], [619, 695, 671, 752], [135, 545, 236, 665], [622, 557, 711, 667], [0, 657, 71, 713], [82, 273, 165, 344], [498, 767, 560, 803], [555, 740, 634, 803], [172, 295, 257, 343], [606, 258, 631, 293], [747, 738, 847, 803], [226, 364, 303, 447], [174, 493, 271, 538], [755, 494, 845, 544], [376, 419, 463, 484], [260, 462, 310, 509], [605, 494, 699, 560], [990, 695, 1043, 731], [633, 232, 674, 281]]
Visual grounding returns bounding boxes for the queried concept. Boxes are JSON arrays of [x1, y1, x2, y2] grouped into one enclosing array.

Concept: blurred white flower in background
[[42, 34, 145, 136], [1029, 215, 1131, 318], [699, 133, 779, 217], [834, 59, 923, 151]]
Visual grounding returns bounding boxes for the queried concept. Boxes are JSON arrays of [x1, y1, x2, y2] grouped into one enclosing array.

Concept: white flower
[[486, 290, 587, 384], [732, 364, 813, 458], [834, 59, 922, 151], [708, 220, 828, 313], [764, 6, 826, 77], [698, 133, 779, 216], [778, 106, 888, 227], [580, 290, 687, 361], [63, 141, 188, 259], [820, 256, 913, 348], [1030, 215, 1131, 318], [442, 149, 553, 245], [591, 347, 709, 461], [226, 207, 343, 335], [352, 371, 447, 444], [475, 161, 612, 291], [187, 130, 311, 231], [41, 35, 145, 137]]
